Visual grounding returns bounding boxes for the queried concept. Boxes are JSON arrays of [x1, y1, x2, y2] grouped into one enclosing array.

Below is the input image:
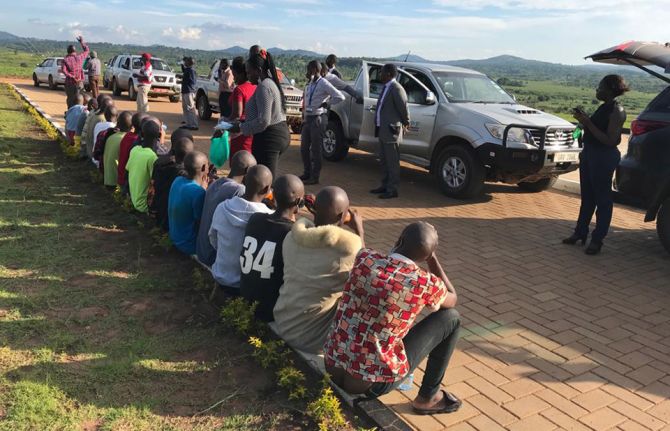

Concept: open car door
[[586, 41, 670, 84]]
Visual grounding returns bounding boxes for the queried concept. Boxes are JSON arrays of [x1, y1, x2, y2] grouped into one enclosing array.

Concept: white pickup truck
[[105, 54, 181, 103], [325, 61, 582, 198], [195, 60, 304, 132]]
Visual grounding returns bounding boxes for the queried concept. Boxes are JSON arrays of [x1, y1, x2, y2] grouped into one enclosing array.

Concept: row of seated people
[[83, 101, 464, 416]]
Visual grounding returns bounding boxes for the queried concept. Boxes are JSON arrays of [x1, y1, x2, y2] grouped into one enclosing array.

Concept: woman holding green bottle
[[563, 75, 628, 255]]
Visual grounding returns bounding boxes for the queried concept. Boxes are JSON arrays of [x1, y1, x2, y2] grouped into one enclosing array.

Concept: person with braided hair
[[230, 49, 290, 179]]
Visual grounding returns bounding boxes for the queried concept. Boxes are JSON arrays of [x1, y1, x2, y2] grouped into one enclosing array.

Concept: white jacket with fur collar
[[273, 218, 362, 354]]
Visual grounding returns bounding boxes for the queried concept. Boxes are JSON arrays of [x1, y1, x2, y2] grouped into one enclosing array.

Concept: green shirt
[[127, 146, 157, 213], [103, 132, 126, 187]]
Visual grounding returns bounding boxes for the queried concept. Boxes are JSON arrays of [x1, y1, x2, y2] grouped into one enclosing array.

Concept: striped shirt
[[241, 78, 286, 136]]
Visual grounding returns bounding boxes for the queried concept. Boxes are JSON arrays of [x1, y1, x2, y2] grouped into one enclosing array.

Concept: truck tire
[[33, 73, 40, 87], [48, 75, 56, 90], [657, 198, 670, 254], [435, 145, 485, 199], [517, 176, 558, 192], [112, 78, 121, 96], [128, 81, 137, 101], [323, 118, 349, 161], [197, 93, 212, 120], [169, 95, 181, 103]]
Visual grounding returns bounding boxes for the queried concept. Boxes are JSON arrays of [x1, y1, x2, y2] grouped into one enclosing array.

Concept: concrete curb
[[9, 83, 68, 142], [553, 178, 580, 196]]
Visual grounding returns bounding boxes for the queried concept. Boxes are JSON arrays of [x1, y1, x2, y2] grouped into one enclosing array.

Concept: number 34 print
[[240, 237, 277, 279]]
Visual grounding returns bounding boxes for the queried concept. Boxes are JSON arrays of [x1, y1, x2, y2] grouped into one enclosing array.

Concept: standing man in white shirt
[[134, 53, 153, 113], [369, 63, 409, 199], [300, 61, 345, 186]]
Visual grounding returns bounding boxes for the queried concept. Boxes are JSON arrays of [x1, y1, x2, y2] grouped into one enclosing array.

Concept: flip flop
[[412, 390, 462, 415]]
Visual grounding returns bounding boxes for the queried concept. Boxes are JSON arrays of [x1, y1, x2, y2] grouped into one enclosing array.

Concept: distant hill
[[0, 31, 18, 41]]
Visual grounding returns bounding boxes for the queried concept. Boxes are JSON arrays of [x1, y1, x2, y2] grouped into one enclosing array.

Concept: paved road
[[8, 78, 670, 431]]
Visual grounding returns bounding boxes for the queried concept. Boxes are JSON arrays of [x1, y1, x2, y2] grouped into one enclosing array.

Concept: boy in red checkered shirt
[[324, 221, 462, 415]]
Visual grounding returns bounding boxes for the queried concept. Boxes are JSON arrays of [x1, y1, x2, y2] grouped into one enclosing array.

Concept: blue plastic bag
[[210, 131, 230, 168]]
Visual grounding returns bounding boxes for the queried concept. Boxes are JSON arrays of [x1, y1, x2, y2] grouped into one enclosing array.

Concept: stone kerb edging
[[10, 84, 68, 142]]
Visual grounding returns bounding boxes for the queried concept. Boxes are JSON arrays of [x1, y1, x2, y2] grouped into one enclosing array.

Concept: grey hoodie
[[208, 196, 273, 287]]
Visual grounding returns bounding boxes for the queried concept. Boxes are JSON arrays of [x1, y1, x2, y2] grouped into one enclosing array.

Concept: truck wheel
[[33, 73, 40, 87], [169, 95, 181, 103], [517, 176, 557, 192], [435, 145, 485, 199], [128, 81, 137, 101], [48, 75, 56, 90], [657, 198, 670, 254], [112, 78, 121, 96], [197, 93, 212, 120], [323, 118, 349, 162]]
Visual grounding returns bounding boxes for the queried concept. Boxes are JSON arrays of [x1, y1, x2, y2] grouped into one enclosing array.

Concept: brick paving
[[11, 80, 670, 430]]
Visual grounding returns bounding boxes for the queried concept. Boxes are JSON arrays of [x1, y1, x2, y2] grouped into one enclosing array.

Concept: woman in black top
[[563, 75, 628, 255]]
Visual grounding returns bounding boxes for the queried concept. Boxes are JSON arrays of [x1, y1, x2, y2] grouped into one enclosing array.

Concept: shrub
[[307, 383, 347, 431]]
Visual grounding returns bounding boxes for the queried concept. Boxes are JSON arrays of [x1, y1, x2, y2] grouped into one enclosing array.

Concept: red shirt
[[230, 81, 257, 155], [324, 249, 448, 383], [62, 43, 89, 85], [117, 132, 138, 186]]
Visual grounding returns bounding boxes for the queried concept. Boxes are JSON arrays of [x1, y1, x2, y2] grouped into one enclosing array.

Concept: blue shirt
[[168, 176, 206, 255], [66, 105, 87, 132]]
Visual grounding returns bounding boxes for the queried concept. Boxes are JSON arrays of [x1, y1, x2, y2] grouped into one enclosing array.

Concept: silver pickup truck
[[326, 61, 581, 198], [105, 54, 181, 103], [195, 60, 304, 132]]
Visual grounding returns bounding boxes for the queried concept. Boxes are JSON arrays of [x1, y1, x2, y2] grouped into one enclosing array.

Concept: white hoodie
[[208, 196, 273, 287]]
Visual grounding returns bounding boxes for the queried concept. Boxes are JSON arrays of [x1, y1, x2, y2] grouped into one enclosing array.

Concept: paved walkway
[[10, 79, 670, 430]]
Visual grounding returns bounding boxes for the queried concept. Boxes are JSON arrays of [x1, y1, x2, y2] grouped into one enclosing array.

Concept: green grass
[[0, 85, 328, 430], [0, 48, 46, 78]]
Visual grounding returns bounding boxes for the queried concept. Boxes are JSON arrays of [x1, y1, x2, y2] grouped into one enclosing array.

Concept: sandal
[[412, 390, 462, 415]]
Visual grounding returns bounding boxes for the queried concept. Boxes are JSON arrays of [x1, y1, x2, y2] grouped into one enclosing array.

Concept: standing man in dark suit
[[370, 64, 409, 199], [325, 54, 342, 79]]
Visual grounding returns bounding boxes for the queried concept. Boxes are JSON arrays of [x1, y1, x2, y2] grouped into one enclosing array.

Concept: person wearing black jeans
[[564, 75, 628, 255], [235, 50, 289, 179], [325, 222, 462, 415]]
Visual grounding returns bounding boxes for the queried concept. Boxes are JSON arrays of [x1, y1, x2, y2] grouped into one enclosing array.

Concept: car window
[[44, 59, 53, 67], [56, 59, 63, 66], [123, 57, 130, 69], [404, 69, 438, 97], [433, 72, 515, 103], [644, 86, 670, 113], [397, 72, 429, 104], [132, 58, 143, 69], [368, 65, 383, 99]]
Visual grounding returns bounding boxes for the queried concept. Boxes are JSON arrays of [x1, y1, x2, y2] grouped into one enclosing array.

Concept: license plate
[[152, 88, 167, 93], [553, 152, 579, 162]]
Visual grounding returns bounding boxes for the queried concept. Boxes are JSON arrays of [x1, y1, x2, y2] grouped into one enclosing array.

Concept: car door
[[396, 69, 439, 157], [39, 59, 52, 81], [208, 60, 220, 104], [354, 61, 384, 151], [35, 59, 46, 81], [118, 56, 131, 89]]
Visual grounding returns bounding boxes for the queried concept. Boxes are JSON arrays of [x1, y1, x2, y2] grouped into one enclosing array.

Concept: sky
[[1, 0, 669, 64]]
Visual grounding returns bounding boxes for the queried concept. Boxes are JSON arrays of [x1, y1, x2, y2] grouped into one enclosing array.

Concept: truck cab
[[326, 61, 581, 198], [108, 54, 181, 103]]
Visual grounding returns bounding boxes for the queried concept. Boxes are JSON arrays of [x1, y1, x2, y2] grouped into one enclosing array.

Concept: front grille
[[154, 76, 166, 83], [528, 128, 575, 147], [284, 95, 302, 103]]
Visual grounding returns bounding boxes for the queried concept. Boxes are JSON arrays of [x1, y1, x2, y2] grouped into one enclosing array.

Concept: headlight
[[486, 124, 530, 144]]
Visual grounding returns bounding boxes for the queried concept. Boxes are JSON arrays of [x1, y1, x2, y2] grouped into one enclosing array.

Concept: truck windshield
[[433, 72, 515, 104], [132, 58, 171, 71]]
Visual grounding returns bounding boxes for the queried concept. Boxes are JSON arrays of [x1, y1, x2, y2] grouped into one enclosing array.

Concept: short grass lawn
[[0, 85, 342, 430]]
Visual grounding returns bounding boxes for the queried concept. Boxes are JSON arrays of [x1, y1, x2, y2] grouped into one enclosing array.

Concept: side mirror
[[290, 79, 296, 86], [425, 91, 436, 105]]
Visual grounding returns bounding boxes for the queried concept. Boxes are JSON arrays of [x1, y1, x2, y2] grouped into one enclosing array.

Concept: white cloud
[[178, 27, 202, 40]]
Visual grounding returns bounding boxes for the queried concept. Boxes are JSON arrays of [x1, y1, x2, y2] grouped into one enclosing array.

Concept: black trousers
[[366, 308, 461, 399], [219, 91, 232, 118], [252, 122, 290, 179], [574, 148, 620, 242], [379, 140, 401, 194], [300, 114, 327, 180]]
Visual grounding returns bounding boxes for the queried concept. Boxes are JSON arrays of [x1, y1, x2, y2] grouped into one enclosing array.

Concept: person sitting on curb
[[92, 105, 118, 169], [196, 150, 257, 267], [83, 95, 113, 159], [126, 119, 161, 213], [102, 110, 132, 187], [151, 137, 194, 231], [117, 112, 148, 192], [209, 164, 273, 296], [168, 151, 209, 255], [76, 97, 96, 157], [324, 222, 462, 415], [240, 174, 305, 322], [65, 93, 87, 148], [273, 186, 364, 354]]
